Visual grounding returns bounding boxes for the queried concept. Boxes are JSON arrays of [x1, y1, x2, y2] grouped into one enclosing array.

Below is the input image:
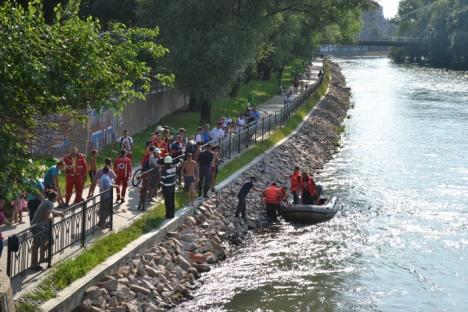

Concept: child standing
[[13, 194, 27, 224]]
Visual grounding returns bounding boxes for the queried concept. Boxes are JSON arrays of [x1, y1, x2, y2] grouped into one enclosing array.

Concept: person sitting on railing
[[246, 107, 256, 124], [30, 190, 64, 271]]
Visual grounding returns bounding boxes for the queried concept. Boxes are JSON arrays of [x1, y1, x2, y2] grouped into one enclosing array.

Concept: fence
[[7, 63, 324, 279], [7, 189, 113, 279], [213, 74, 324, 161], [136, 69, 325, 208]]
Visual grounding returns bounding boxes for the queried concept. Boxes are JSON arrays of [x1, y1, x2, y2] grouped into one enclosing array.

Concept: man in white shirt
[[116, 129, 134, 160], [210, 122, 225, 141]]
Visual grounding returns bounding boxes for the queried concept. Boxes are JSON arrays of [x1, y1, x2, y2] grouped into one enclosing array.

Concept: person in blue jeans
[[197, 144, 214, 198]]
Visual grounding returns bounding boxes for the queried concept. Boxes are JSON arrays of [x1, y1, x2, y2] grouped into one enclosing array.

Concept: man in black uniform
[[235, 176, 262, 220], [161, 156, 177, 219], [197, 144, 214, 198]]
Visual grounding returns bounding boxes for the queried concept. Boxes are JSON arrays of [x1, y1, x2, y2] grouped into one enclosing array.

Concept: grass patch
[[55, 59, 303, 192], [18, 59, 326, 312]]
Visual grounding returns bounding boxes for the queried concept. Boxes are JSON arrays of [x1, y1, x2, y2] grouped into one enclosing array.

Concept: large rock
[[177, 255, 192, 270]]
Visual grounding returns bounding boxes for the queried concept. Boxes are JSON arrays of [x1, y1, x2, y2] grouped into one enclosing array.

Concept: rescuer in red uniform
[[290, 166, 303, 204], [63, 146, 88, 205], [114, 150, 132, 204], [262, 182, 283, 220]]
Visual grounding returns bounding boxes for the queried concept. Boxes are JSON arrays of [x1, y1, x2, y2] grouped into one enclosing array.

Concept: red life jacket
[[63, 153, 87, 177], [290, 171, 302, 192], [305, 177, 317, 196], [114, 157, 132, 178], [264, 186, 281, 204]]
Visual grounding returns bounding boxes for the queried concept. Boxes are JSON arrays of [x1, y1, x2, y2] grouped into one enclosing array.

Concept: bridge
[[356, 37, 429, 48]]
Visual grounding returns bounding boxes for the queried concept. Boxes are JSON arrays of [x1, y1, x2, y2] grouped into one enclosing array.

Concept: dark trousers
[[162, 186, 175, 218], [235, 197, 247, 219], [292, 191, 300, 205], [266, 203, 280, 220], [198, 166, 211, 197], [28, 198, 42, 224], [98, 190, 113, 227]]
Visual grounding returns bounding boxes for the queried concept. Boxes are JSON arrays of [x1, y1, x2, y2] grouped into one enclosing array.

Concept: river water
[[174, 58, 468, 312]]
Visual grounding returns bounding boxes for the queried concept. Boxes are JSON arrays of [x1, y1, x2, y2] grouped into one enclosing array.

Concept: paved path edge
[[39, 62, 328, 312]]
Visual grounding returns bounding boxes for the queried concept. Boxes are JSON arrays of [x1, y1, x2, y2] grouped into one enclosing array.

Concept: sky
[[377, 0, 400, 18]]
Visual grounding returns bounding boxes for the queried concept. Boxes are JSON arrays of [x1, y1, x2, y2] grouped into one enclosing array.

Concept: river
[[174, 58, 468, 312]]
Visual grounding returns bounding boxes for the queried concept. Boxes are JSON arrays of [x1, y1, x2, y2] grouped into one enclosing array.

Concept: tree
[[0, 0, 171, 199], [392, 0, 468, 68], [137, 0, 368, 123]]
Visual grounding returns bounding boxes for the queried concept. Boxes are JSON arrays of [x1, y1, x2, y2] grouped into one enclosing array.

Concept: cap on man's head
[[120, 150, 127, 156], [156, 126, 164, 132], [154, 148, 161, 154], [178, 128, 186, 133]]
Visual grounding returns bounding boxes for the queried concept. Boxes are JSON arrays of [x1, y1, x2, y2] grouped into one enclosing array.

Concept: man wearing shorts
[[181, 153, 199, 203]]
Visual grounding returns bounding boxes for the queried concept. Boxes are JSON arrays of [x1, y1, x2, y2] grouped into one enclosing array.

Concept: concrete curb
[[39, 62, 328, 312], [40, 205, 195, 312]]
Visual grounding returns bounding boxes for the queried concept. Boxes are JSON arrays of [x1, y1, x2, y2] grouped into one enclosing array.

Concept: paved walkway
[[3, 60, 323, 293]]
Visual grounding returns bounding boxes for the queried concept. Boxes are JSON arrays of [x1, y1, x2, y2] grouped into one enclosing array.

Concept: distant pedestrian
[[235, 177, 262, 220], [161, 156, 177, 219], [116, 129, 134, 160]]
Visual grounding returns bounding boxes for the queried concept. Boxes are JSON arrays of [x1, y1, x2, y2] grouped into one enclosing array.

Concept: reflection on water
[[174, 58, 468, 312]]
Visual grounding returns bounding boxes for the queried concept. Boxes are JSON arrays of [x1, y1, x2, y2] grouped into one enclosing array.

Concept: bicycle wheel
[[132, 168, 143, 187]]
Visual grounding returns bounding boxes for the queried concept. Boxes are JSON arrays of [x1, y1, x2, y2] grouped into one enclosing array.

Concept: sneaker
[[120, 198, 125, 204]]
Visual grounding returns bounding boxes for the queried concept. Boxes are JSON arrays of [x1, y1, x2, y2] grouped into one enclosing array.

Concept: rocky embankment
[[78, 61, 351, 312]]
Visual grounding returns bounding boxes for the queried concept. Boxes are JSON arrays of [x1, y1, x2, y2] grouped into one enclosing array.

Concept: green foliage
[[0, 0, 170, 198], [136, 0, 366, 122], [20, 60, 330, 309], [392, 0, 468, 68]]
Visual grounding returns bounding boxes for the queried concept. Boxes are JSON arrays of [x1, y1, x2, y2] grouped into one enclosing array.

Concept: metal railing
[[213, 75, 324, 161], [6, 64, 324, 279], [7, 189, 113, 279]]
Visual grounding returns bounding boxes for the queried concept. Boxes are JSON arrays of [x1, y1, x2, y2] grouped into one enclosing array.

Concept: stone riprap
[[78, 61, 351, 312]]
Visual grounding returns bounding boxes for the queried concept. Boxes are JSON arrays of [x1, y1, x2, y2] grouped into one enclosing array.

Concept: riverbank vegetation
[[0, 0, 368, 198], [391, 0, 468, 69], [16, 61, 331, 312]]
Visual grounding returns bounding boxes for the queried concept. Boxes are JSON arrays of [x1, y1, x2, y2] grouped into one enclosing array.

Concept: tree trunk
[[188, 95, 199, 112], [200, 98, 211, 124]]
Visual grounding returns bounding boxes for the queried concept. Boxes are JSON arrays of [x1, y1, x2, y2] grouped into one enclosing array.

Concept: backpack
[[8, 235, 19, 252]]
